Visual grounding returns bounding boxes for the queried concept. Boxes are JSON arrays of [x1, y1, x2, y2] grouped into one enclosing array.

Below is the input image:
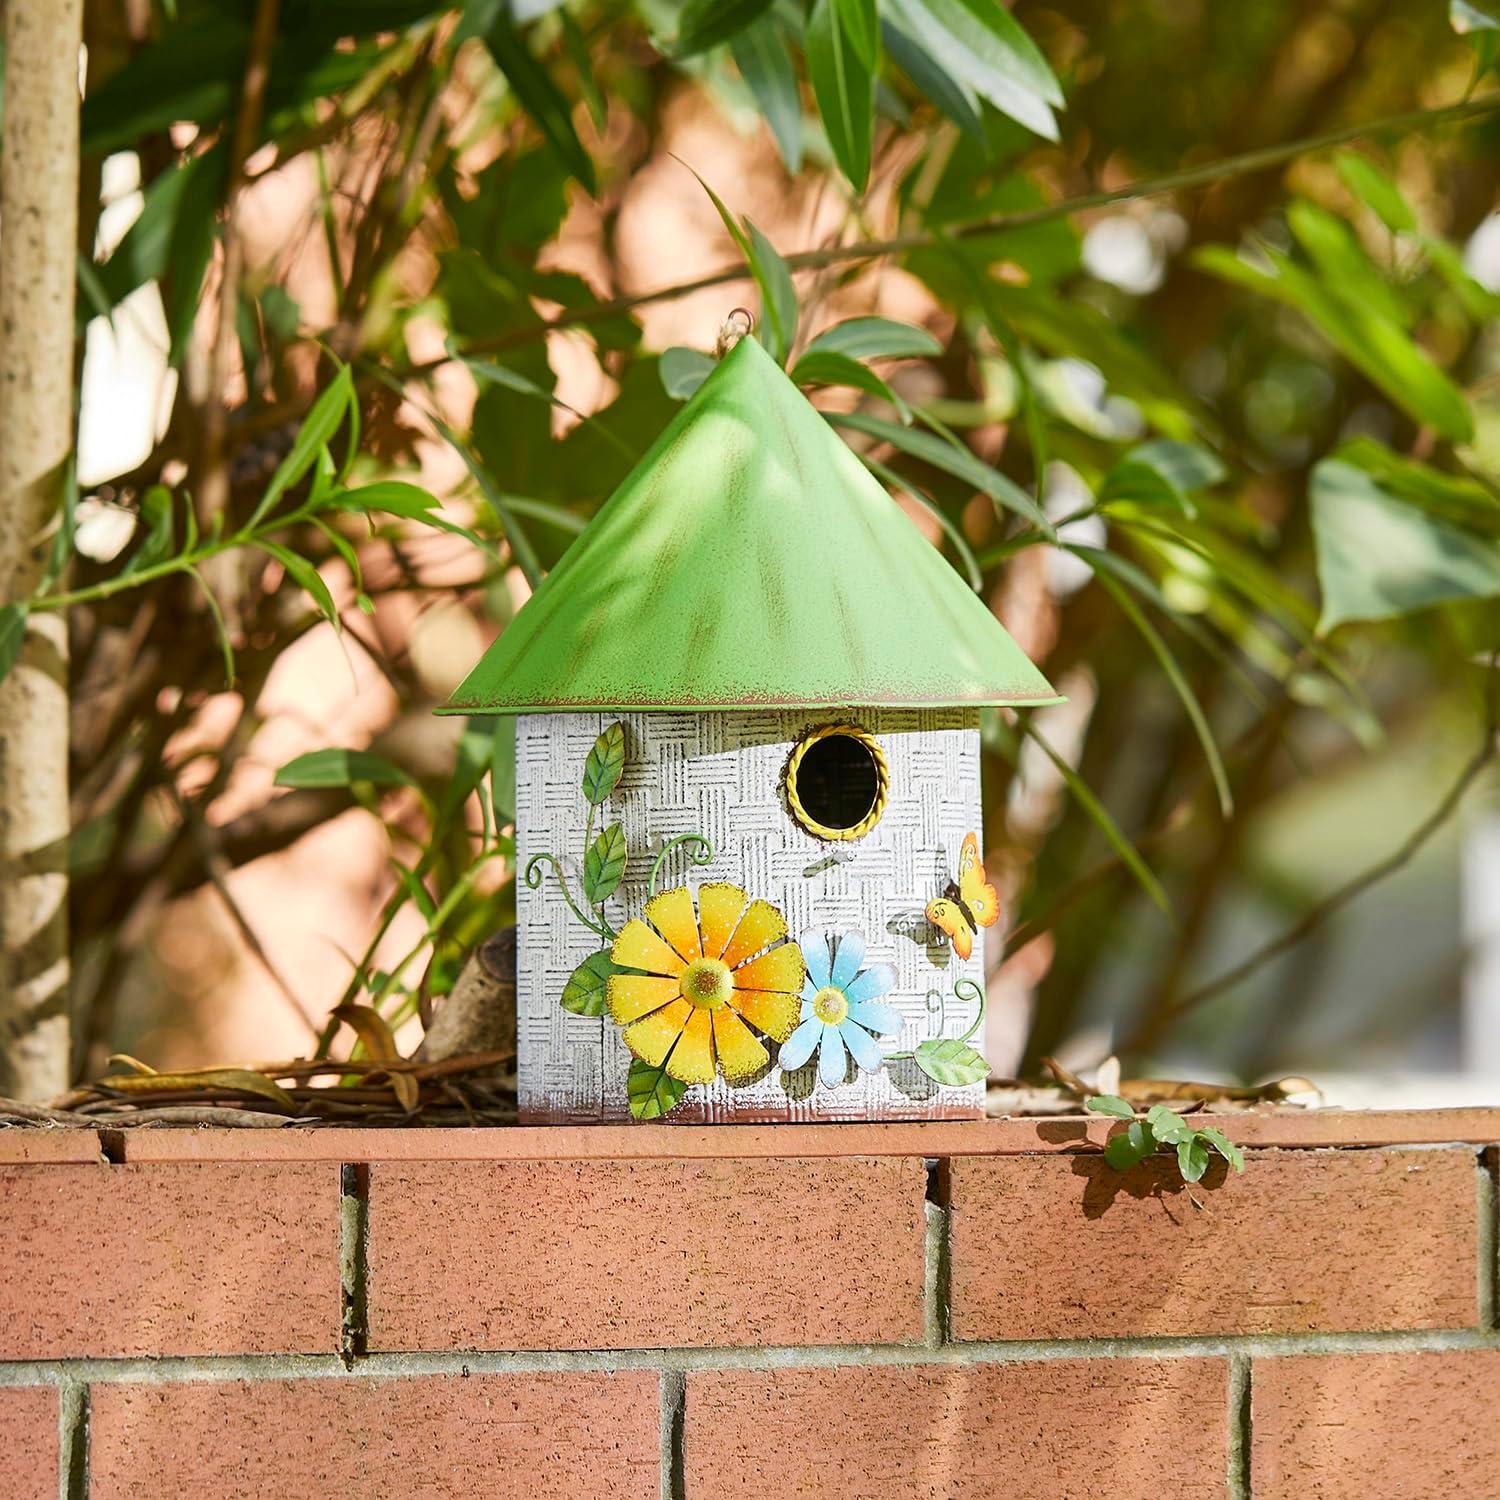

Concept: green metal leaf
[[582, 723, 627, 803], [806, 0, 877, 191], [0, 604, 28, 687], [675, 0, 776, 57], [660, 346, 717, 400], [730, 16, 803, 171], [627, 1057, 690, 1119], [561, 951, 617, 1016], [1177, 1136, 1211, 1183], [1311, 458, 1500, 632], [801, 316, 943, 362], [583, 823, 628, 905], [274, 749, 414, 789], [1085, 1094, 1135, 1119], [912, 1036, 990, 1087], [1198, 1125, 1246, 1173]]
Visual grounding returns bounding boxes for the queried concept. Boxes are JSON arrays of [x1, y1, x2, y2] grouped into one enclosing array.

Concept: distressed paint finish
[[446, 336, 1058, 714], [515, 708, 986, 1122]]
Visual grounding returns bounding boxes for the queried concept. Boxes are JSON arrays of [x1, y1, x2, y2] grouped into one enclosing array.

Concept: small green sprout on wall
[[1085, 1096, 1246, 1183]]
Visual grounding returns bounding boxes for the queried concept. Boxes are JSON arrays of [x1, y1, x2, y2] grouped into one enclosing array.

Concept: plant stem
[[403, 92, 1500, 372]]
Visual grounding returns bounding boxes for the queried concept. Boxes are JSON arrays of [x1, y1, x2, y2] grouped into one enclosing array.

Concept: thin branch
[[402, 91, 1500, 373], [169, 787, 321, 1039], [195, 0, 281, 525], [1141, 655, 1500, 1032]]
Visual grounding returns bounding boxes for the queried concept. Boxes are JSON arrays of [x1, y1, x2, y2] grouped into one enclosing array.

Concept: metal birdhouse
[[446, 333, 1058, 1122]]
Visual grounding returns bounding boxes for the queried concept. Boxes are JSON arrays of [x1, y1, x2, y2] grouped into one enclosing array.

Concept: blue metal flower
[[778, 930, 902, 1087]]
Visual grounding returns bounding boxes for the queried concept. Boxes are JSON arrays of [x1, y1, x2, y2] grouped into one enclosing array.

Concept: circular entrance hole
[[786, 726, 887, 840]]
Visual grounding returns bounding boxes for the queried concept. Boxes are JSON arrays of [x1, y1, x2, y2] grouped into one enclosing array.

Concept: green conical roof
[[446, 335, 1058, 713]]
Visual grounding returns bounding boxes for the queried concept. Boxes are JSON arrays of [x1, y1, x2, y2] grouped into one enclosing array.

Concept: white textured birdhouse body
[[515, 708, 988, 1123]]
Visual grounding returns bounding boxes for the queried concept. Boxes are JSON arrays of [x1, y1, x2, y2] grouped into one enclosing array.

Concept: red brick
[[0, 1162, 339, 1358], [0, 1127, 101, 1162], [0, 1386, 58, 1500], [89, 1371, 660, 1500], [367, 1157, 925, 1350], [112, 1108, 1500, 1162], [1253, 1350, 1500, 1498], [685, 1358, 1227, 1499], [949, 1148, 1477, 1339]]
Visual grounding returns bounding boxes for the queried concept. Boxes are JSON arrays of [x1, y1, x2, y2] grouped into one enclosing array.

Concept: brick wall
[[1, 1112, 1497, 1499]]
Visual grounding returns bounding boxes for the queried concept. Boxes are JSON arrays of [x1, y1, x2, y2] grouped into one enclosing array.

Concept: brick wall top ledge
[[1, 1105, 1496, 1163]]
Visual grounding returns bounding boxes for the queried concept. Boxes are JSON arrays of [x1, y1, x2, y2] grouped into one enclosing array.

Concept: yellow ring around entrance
[[784, 723, 890, 843]]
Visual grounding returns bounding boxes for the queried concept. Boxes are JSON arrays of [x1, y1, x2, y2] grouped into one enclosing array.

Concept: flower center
[[679, 957, 733, 1010], [812, 986, 848, 1026]]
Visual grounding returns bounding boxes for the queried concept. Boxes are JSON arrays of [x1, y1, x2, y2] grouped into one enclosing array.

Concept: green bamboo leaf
[[1334, 152, 1416, 234], [326, 481, 494, 553], [582, 722, 627, 803], [806, 0, 877, 191], [248, 366, 355, 528], [859, 453, 982, 591], [675, 0, 776, 57], [1100, 440, 1227, 517], [490, 718, 516, 824], [730, 16, 803, 171], [627, 1057, 690, 1119], [792, 350, 910, 420], [1311, 458, 1500, 632], [882, 20, 985, 140], [561, 951, 617, 1016], [476, 5, 596, 193], [255, 539, 341, 630], [1085, 1094, 1135, 1119], [827, 409, 1054, 535], [583, 823, 628, 905], [801, 316, 943, 362], [884, 0, 1058, 139], [0, 604, 27, 687], [746, 221, 798, 364], [682, 168, 795, 364], [1020, 719, 1171, 915], [660, 346, 717, 400], [274, 748, 414, 789], [1193, 244, 1472, 442], [560, 9, 605, 130], [1091, 568, 1234, 817], [120, 485, 176, 576], [912, 1036, 990, 1086]]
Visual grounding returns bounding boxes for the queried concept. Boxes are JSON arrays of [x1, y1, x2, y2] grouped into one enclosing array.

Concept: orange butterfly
[[925, 832, 1000, 962]]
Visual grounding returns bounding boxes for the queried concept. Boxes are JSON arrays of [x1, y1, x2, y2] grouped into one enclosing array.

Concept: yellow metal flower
[[608, 883, 806, 1085]]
